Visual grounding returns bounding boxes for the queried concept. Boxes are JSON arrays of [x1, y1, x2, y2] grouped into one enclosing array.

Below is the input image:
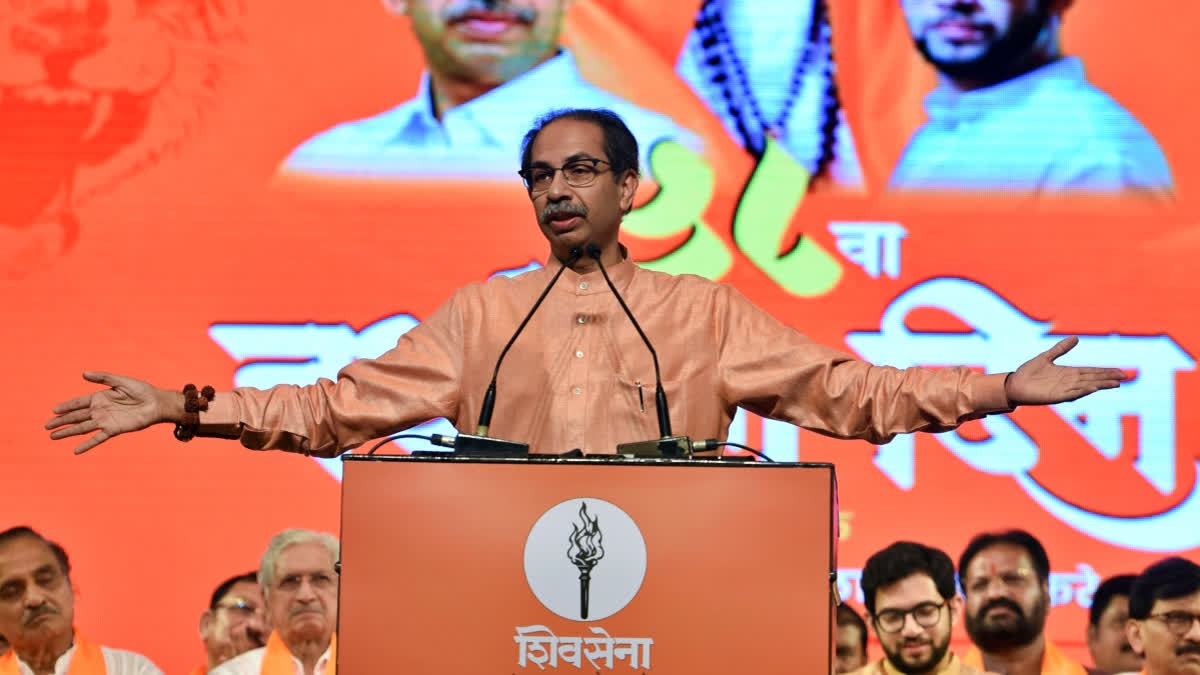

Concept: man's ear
[[1126, 619, 1146, 657], [1085, 622, 1098, 648], [382, 0, 409, 16], [618, 169, 640, 214], [199, 610, 214, 640], [949, 594, 964, 625]]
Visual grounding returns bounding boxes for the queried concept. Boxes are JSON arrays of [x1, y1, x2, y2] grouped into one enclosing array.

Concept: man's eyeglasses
[[873, 601, 946, 634], [1147, 611, 1200, 636], [214, 599, 262, 617], [519, 158, 611, 192]]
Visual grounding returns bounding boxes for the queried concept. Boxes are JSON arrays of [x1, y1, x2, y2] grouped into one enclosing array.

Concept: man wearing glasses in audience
[[1125, 557, 1200, 675], [192, 572, 268, 675], [959, 530, 1087, 675], [210, 530, 339, 675], [849, 541, 993, 675]]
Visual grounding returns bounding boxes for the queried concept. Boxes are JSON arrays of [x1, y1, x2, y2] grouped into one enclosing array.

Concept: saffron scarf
[[0, 633, 107, 675], [259, 632, 336, 675], [963, 641, 1087, 675]]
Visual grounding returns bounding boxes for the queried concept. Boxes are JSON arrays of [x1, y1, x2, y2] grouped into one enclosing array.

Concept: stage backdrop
[[1, 0, 1197, 672]]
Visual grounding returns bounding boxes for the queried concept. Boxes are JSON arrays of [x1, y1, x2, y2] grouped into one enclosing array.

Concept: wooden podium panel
[[339, 455, 836, 673]]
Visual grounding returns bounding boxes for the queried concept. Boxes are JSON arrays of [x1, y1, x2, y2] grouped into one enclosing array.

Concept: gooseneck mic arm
[[585, 243, 673, 439], [476, 247, 583, 436]]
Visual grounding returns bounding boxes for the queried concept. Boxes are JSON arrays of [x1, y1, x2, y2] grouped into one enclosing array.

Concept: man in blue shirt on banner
[[891, 0, 1173, 198], [281, 0, 698, 180]]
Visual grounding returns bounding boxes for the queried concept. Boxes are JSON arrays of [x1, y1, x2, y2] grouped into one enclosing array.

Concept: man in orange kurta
[[959, 530, 1088, 675], [848, 541, 995, 675]]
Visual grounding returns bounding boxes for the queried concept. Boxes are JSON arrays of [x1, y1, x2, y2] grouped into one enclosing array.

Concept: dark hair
[[0, 526, 71, 580], [519, 108, 641, 186], [209, 571, 260, 610], [1088, 574, 1136, 627], [1128, 557, 1200, 620], [958, 530, 1050, 591], [836, 602, 868, 652], [861, 541, 957, 616]]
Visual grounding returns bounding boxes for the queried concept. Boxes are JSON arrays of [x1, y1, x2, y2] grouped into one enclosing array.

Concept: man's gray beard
[[914, 3, 1051, 84], [965, 596, 1048, 652]]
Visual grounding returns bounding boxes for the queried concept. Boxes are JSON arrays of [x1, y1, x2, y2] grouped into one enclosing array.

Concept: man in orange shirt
[[849, 541, 992, 675], [46, 109, 1128, 458], [191, 572, 268, 675], [959, 530, 1087, 675], [1125, 557, 1200, 675]]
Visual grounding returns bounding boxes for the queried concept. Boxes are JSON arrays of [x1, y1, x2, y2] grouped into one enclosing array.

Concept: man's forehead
[[1151, 591, 1200, 613], [876, 572, 942, 609], [275, 542, 334, 573], [223, 579, 263, 602], [967, 543, 1032, 574], [0, 536, 59, 578], [530, 119, 606, 163]]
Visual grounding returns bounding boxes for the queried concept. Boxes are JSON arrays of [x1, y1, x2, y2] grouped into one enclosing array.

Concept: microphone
[[448, 247, 583, 457], [585, 243, 692, 458]]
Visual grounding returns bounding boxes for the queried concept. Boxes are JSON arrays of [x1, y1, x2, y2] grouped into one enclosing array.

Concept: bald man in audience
[[0, 526, 162, 674], [210, 530, 338, 675], [192, 571, 269, 675]]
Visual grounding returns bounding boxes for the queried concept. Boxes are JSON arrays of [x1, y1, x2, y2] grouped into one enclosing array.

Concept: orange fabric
[[188, 665, 207, 675], [0, 633, 107, 675], [197, 255, 1012, 455], [848, 652, 989, 675], [259, 631, 335, 675], [963, 642, 1088, 675]]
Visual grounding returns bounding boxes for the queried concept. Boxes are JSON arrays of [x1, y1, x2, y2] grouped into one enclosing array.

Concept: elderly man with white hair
[[209, 530, 339, 675]]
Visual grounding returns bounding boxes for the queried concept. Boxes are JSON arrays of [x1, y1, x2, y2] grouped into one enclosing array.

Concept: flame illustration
[[566, 502, 605, 619], [568, 502, 605, 568]]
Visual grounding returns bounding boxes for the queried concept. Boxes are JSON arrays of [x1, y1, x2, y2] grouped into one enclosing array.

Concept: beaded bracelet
[[173, 384, 215, 442]]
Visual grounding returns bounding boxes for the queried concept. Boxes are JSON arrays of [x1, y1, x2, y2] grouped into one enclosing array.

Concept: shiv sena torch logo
[[0, 0, 245, 279]]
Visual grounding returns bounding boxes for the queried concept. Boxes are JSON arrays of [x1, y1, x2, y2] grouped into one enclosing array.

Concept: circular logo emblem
[[523, 498, 647, 622]]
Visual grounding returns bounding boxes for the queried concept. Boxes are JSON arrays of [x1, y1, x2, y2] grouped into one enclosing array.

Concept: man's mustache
[[1177, 642, 1200, 657], [23, 604, 59, 625], [443, 0, 537, 25], [540, 202, 587, 225], [978, 598, 1025, 620]]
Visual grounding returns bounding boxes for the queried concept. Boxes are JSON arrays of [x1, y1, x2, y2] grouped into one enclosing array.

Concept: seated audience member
[[959, 529, 1087, 675], [850, 541, 992, 675], [891, 0, 1173, 197], [1086, 574, 1143, 675], [1126, 557, 1200, 675], [281, 0, 698, 180], [209, 530, 338, 675], [192, 572, 268, 675], [0, 526, 163, 674], [836, 602, 869, 673]]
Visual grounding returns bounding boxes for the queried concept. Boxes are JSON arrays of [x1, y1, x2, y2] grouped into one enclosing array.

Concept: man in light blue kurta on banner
[[892, 0, 1173, 198], [281, 0, 699, 180]]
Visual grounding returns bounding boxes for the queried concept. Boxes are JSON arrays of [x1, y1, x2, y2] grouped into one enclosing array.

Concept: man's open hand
[[1005, 336, 1128, 406], [45, 372, 179, 454]]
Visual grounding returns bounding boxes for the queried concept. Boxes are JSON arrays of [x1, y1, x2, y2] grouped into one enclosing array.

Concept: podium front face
[[339, 456, 835, 673]]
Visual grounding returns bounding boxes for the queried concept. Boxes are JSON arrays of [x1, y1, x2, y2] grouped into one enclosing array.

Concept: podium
[[338, 454, 838, 673]]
